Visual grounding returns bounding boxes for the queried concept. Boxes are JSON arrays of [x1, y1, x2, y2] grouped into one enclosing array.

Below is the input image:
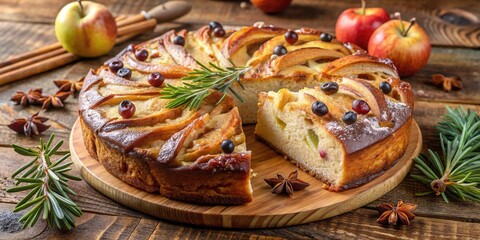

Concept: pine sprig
[[411, 107, 480, 203], [160, 61, 250, 110], [6, 134, 83, 230]]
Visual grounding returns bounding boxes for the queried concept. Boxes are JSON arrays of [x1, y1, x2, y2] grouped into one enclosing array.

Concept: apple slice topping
[[289, 41, 352, 56], [222, 26, 287, 66], [338, 77, 391, 126], [162, 30, 197, 69], [323, 53, 399, 79], [247, 33, 321, 66], [271, 48, 345, 74]]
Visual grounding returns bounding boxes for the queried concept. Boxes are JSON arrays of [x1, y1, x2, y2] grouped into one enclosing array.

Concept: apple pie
[[79, 23, 413, 204]]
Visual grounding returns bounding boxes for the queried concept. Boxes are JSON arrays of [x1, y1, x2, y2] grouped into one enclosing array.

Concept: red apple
[[250, 0, 292, 14], [55, 0, 117, 57], [335, 0, 389, 50], [368, 17, 431, 77]]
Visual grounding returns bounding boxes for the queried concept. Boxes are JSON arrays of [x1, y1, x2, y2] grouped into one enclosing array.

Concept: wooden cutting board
[[70, 118, 422, 228]]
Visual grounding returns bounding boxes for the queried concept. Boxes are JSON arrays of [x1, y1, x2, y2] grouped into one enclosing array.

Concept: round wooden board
[[70, 118, 422, 228]]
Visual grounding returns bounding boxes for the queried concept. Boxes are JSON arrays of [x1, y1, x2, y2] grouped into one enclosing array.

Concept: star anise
[[54, 77, 84, 97], [8, 112, 50, 137], [377, 200, 417, 226], [41, 91, 71, 110], [10, 88, 43, 106], [429, 74, 462, 92], [264, 170, 310, 196]]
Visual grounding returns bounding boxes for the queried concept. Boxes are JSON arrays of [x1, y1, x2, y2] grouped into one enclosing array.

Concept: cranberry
[[312, 101, 329, 116], [117, 68, 132, 80], [173, 36, 185, 46], [319, 150, 327, 158], [320, 82, 339, 95], [118, 100, 136, 119], [209, 21, 223, 29], [148, 72, 165, 87], [134, 49, 149, 61], [284, 30, 298, 44], [342, 111, 357, 125], [213, 27, 226, 37], [221, 139, 235, 154], [320, 33, 333, 42], [108, 61, 123, 73], [352, 100, 371, 115], [126, 44, 135, 52], [379, 81, 392, 94], [273, 45, 287, 56]]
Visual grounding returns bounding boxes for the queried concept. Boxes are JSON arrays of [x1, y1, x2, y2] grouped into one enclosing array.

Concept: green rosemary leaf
[[12, 145, 37, 156], [16, 185, 41, 207], [20, 164, 38, 179], [48, 194, 64, 219], [18, 200, 43, 223], [42, 201, 49, 220], [47, 169, 60, 181], [7, 134, 82, 230], [15, 178, 44, 184], [160, 60, 250, 110], [14, 195, 44, 212], [50, 153, 71, 169], [411, 106, 480, 203], [46, 140, 64, 157], [6, 183, 41, 193], [12, 158, 38, 179], [61, 173, 82, 181], [51, 191, 76, 207], [45, 134, 55, 149], [51, 162, 74, 172]]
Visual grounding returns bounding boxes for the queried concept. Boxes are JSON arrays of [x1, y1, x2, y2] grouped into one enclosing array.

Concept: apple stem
[[403, 18, 416, 37], [78, 0, 85, 18], [394, 12, 405, 34], [361, 0, 366, 15]]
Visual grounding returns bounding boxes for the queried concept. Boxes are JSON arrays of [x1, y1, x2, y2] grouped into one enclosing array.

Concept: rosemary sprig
[[160, 61, 250, 110], [411, 107, 480, 203], [6, 134, 83, 230]]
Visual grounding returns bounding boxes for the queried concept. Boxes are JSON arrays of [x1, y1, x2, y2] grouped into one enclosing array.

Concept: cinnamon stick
[[0, 53, 79, 85], [0, 20, 156, 85]]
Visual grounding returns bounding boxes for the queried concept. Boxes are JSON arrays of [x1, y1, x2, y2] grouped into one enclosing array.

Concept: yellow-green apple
[[368, 16, 431, 77], [55, 0, 117, 57], [335, 0, 389, 50], [250, 0, 292, 14]]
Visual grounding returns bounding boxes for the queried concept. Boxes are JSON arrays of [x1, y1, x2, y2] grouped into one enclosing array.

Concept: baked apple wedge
[[324, 53, 399, 79]]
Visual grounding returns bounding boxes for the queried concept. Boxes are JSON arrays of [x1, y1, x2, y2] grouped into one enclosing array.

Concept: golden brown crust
[[333, 117, 412, 191], [149, 152, 252, 205], [80, 118, 160, 192]]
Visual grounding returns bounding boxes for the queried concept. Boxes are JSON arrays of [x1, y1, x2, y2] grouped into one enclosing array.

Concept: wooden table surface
[[0, 0, 479, 239]]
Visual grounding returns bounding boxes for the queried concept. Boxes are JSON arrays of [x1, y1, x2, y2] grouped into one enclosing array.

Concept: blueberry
[[312, 101, 329, 116], [342, 111, 357, 125], [221, 139, 235, 154]]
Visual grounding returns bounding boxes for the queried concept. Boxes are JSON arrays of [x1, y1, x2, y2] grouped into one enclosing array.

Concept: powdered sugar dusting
[[326, 99, 411, 154]]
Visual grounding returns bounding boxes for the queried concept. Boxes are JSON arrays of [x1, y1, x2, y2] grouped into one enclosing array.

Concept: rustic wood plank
[[0, 0, 478, 48], [0, 22, 56, 59], [1, 202, 479, 239]]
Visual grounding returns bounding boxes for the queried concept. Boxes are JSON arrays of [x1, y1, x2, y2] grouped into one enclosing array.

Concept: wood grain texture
[[69, 119, 422, 228], [0, 0, 479, 238]]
